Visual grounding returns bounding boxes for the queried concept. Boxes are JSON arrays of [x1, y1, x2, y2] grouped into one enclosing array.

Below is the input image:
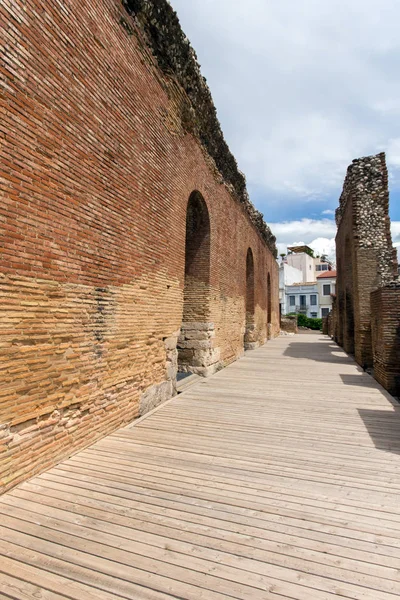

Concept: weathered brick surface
[[335, 153, 398, 368], [0, 0, 279, 492], [370, 285, 400, 397]]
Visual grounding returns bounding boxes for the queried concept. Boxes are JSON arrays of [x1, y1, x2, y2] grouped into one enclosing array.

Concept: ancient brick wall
[[371, 284, 400, 397], [335, 153, 398, 368], [0, 0, 279, 493]]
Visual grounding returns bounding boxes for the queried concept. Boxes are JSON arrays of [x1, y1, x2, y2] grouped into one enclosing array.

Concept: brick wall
[[335, 153, 398, 368], [0, 0, 279, 493], [371, 285, 400, 397]]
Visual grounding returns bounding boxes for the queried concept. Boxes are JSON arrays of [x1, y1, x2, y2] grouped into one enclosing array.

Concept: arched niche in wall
[[266, 271, 272, 338], [182, 191, 211, 323], [267, 272, 272, 324], [178, 191, 219, 376], [244, 247, 256, 349]]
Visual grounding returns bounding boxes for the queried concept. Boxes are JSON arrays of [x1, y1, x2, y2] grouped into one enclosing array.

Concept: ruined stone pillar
[[178, 322, 221, 376], [335, 152, 398, 368]]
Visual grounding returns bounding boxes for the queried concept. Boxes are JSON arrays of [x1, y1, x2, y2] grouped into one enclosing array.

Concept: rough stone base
[[139, 380, 174, 416], [244, 341, 259, 350], [178, 322, 220, 376], [164, 329, 180, 395], [188, 362, 223, 377], [244, 323, 260, 350], [139, 329, 180, 417]]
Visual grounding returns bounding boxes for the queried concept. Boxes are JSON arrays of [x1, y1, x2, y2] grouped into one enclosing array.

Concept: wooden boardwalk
[[1, 333, 400, 600]]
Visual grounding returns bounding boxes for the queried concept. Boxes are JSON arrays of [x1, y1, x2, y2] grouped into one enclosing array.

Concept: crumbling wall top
[[335, 152, 398, 284], [122, 0, 277, 256]]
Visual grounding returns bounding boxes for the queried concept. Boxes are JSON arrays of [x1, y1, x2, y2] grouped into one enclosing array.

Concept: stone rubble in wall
[[164, 329, 180, 394], [178, 322, 221, 376], [336, 152, 398, 285]]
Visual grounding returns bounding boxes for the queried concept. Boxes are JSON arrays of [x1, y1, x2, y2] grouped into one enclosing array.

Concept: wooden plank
[[14, 480, 400, 557], [2, 493, 400, 588], [0, 556, 129, 600], [64, 454, 400, 512], [36, 469, 400, 539]]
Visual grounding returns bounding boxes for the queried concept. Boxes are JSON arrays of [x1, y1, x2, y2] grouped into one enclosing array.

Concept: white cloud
[[322, 209, 335, 215], [171, 0, 400, 202], [387, 139, 400, 167], [309, 238, 336, 260], [391, 221, 400, 244], [273, 219, 400, 263], [270, 218, 337, 244], [272, 218, 337, 261]]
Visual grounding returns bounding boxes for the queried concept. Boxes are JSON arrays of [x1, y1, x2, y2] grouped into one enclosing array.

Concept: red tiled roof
[[317, 270, 337, 279]]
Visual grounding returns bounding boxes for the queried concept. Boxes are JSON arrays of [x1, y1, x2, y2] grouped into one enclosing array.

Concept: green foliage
[[297, 314, 322, 330]]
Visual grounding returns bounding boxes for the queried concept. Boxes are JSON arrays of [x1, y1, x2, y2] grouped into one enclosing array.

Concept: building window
[[310, 312, 317, 318], [289, 295, 295, 306], [316, 265, 321, 271], [300, 295, 306, 307], [321, 307, 330, 317], [323, 284, 331, 296], [322, 264, 328, 271], [310, 294, 317, 306]]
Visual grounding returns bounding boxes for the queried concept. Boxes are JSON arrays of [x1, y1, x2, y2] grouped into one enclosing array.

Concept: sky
[[170, 0, 400, 260]]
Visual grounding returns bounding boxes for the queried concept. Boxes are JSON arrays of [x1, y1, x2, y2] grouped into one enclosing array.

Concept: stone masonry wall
[[335, 153, 398, 368], [0, 0, 279, 493]]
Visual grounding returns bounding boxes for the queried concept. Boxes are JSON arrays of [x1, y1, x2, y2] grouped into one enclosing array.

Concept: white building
[[286, 248, 315, 283], [284, 282, 319, 318], [317, 271, 336, 318], [279, 246, 336, 320], [279, 263, 303, 316], [286, 245, 334, 283]]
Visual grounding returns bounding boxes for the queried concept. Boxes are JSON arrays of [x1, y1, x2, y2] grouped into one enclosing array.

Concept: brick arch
[[244, 248, 256, 349], [182, 191, 211, 322], [267, 271, 272, 325], [246, 248, 255, 325], [178, 191, 219, 376]]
